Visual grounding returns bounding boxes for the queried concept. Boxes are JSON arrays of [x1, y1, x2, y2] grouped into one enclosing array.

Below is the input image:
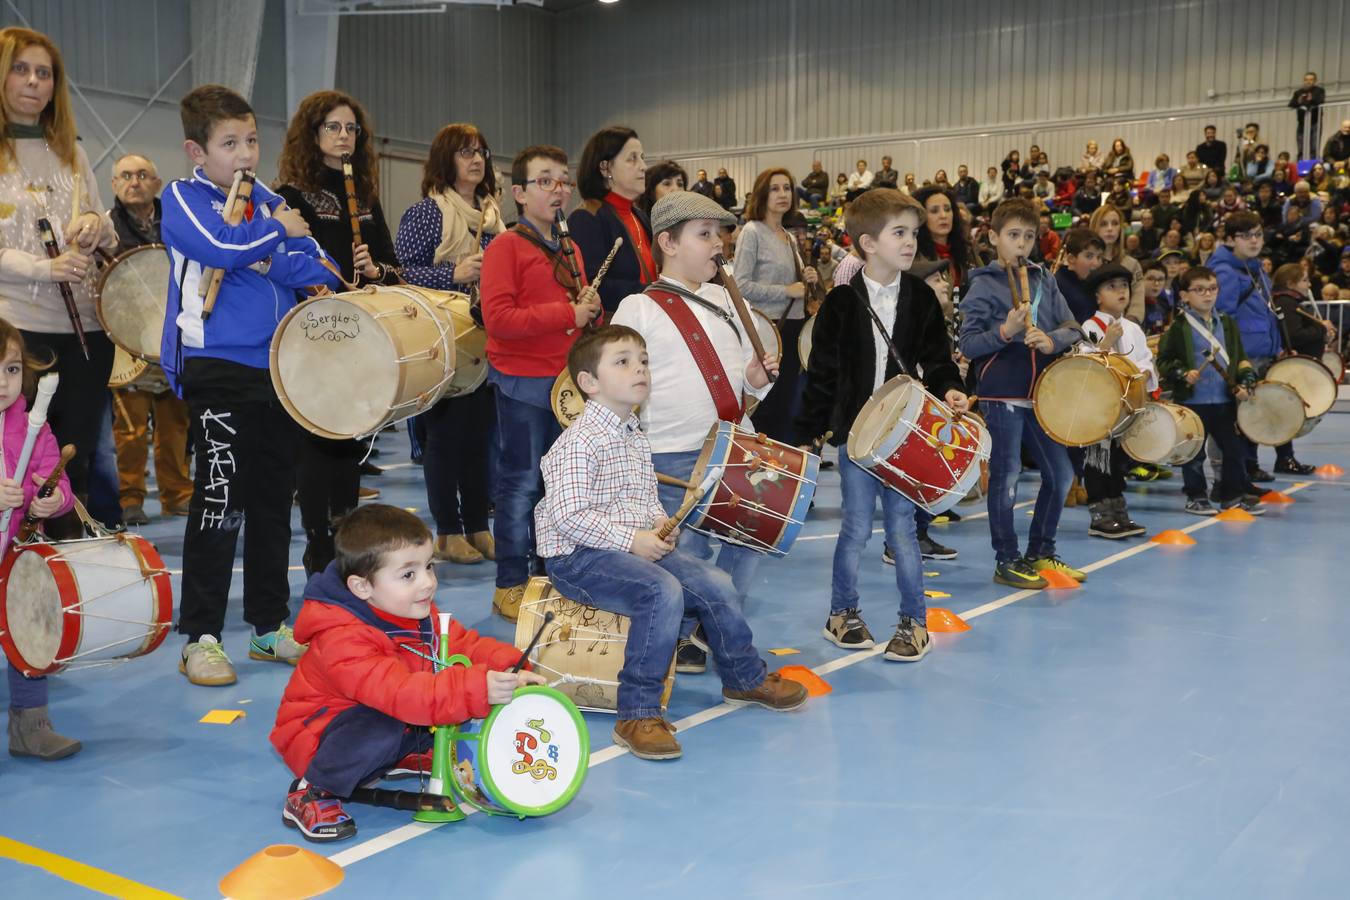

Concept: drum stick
[[657, 465, 723, 541], [510, 611, 554, 673], [655, 471, 696, 490], [714, 254, 776, 383], [111, 391, 133, 431], [16, 444, 75, 543], [341, 153, 363, 249], [200, 169, 256, 320], [1, 374, 58, 537], [589, 238, 624, 294], [348, 786, 461, 813], [36, 218, 90, 360]]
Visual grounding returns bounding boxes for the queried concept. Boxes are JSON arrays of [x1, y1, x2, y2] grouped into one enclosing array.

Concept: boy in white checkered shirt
[[534, 325, 807, 761]]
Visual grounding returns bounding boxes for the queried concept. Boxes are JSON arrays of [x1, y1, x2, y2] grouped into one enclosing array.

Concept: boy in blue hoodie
[[162, 85, 342, 687], [1209, 210, 1283, 483], [958, 199, 1086, 589]]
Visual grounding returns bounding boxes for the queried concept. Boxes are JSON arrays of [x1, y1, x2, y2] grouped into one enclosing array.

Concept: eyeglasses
[[456, 147, 490, 160], [1233, 230, 1263, 240], [1187, 286, 1219, 296], [114, 170, 156, 183], [522, 176, 575, 193], [320, 122, 362, 136]]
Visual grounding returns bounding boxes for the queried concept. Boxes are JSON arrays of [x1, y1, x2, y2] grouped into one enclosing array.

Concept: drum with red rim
[[847, 376, 992, 515], [0, 535, 173, 676]]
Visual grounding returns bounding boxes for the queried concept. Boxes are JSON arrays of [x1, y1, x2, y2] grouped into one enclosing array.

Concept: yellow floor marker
[[200, 709, 246, 725], [0, 835, 182, 899]]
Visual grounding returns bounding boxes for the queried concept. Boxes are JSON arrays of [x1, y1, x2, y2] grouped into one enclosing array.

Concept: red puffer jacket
[[270, 565, 523, 777]]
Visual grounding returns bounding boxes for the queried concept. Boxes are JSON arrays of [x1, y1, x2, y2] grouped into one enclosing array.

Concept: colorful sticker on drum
[[922, 402, 979, 460]]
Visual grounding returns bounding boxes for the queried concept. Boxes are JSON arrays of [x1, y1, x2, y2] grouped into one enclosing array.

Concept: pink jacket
[[1, 394, 74, 543]]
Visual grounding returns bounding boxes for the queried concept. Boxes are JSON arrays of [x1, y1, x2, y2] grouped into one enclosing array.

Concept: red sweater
[[480, 229, 585, 377]]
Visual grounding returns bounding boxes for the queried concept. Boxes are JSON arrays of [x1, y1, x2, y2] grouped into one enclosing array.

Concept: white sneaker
[[179, 636, 238, 686]]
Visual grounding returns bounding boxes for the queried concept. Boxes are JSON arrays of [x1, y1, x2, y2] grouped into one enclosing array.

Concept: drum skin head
[[1265, 356, 1337, 418], [1237, 382, 1305, 446], [1034, 354, 1142, 447], [273, 295, 400, 438], [848, 376, 919, 462], [4, 550, 63, 671], [95, 244, 169, 362]]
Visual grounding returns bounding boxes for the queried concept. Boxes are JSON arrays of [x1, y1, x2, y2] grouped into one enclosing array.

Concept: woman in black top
[[275, 90, 401, 575], [568, 126, 655, 313]]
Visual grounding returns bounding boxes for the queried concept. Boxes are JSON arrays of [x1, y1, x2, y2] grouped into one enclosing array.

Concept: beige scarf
[[431, 189, 502, 266]]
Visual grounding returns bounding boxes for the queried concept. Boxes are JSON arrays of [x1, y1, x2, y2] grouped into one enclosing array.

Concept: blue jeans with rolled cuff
[[545, 546, 766, 720], [833, 455, 926, 624], [982, 401, 1074, 564]]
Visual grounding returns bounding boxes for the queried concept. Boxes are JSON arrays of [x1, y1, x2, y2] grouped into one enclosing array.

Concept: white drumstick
[[1, 373, 59, 536]]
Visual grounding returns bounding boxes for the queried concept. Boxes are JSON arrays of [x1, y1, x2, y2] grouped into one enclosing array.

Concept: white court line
[[327, 482, 1308, 869]]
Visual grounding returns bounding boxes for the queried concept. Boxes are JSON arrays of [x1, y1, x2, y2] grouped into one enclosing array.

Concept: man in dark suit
[[1195, 125, 1228, 172]]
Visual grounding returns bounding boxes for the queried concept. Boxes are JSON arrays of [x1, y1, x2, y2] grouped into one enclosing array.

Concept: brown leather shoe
[[722, 672, 808, 711], [492, 583, 526, 622], [612, 717, 682, 760], [468, 530, 496, 560], [436, 534, 483, 565]]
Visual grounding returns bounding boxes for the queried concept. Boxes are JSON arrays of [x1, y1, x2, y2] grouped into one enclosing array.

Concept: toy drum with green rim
[[447, 685, 589, 818]]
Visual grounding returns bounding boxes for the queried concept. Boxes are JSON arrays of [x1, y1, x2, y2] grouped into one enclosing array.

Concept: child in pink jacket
[[0, 319, 77, 760]]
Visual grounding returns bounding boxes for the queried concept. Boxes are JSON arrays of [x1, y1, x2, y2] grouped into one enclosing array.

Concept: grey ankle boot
[[8, 706, 82, 760], [1109, 497, 1146, 536]]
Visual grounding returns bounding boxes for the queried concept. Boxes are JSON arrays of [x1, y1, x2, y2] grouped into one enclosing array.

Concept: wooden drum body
[[1033, 352, 1148, 447], [1120, 401, 1205, 465]]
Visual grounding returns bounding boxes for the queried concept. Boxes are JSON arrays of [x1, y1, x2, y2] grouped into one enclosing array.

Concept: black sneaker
[[1247, 466, 1275, 483], [918, 536, 958, 560], [1184, 497, 1218, 516], [823, 609, 875, 649], [1088, 502, 1133, 539], [1222, 496, 1266, 516], [1274, 458, 1316, 475], [675, 639, 707, 674], [1209, 483, 1221, 504], [993, 557, 1048, 589], [882, 544, 895, 566], [361, 461, 384, 477], [883, 616, 931, 662]]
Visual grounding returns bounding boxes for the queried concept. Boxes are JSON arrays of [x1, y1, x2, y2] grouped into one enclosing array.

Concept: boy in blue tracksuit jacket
[[165, 85, 341, 688], [958, 199, 1086, 590], [1207, 212, 1284, 478]]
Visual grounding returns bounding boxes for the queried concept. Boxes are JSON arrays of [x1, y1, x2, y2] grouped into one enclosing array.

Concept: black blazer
[[797, 269, 963, 447], [568, 200, 653, 313]]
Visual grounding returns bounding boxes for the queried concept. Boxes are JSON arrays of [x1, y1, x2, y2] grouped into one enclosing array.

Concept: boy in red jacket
[[271, 505, 541, 843]]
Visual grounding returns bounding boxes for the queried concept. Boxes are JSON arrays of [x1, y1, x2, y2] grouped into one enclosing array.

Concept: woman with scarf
[[568, 125, 654, 314], [395, 123, 504, 564]]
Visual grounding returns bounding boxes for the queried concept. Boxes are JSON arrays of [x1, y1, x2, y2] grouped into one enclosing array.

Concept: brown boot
[[722, 672, 808, 711], [435, 534, 483, 565], [468, 530, 496, 560], [492, 583, 526, 622], [612, 717, 682, 760], [8, 706, 82, 760]]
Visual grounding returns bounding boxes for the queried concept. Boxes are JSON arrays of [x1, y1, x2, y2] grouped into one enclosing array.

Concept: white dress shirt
[[611, 277, 771, 453], [860, 268, 901, 392], [848, 169, 875, 190], [1082, 310, 1159, 391]]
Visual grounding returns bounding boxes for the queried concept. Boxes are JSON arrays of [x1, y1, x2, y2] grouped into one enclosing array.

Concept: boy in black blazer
[[797, 189, 968, 663]]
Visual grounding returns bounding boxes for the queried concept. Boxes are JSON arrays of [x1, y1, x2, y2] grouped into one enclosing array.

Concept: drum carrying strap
[[644, 286, 743, 422], [1183, 311, 1230, 368]]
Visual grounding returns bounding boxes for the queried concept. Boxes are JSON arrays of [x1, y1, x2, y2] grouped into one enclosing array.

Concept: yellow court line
[[0, 835, 183, 900]]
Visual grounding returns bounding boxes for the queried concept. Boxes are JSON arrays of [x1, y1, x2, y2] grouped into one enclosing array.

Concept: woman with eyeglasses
[[394, 123, 504, 566], [275, 90, 401, 576], [568, 125, 654, 313]]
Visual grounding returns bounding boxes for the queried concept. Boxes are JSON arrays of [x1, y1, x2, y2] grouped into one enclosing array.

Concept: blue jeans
[[546, 547, 766, 720], [88, 399, 122, 527], [493, 391, 561, 587], [653, 448, 761, 599], [7, 663, 47, 709], [982, 401, 1074, 563], [834, 455, 925, 623]]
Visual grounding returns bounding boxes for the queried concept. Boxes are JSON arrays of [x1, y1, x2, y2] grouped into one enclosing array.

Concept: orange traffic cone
[[219, 845, 344, 900], [1315, 464, 1344, 477], [1039, 569, 1081, 589], [1150, 529, 1197, 546], [775, 665, 833, 696], [926, 607, 971, 633], [1260, 490, 1294, 504], [1215, 506, 1255, 522]]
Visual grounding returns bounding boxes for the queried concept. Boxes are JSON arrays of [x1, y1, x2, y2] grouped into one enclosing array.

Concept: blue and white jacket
[[160, 167, 341, 395]]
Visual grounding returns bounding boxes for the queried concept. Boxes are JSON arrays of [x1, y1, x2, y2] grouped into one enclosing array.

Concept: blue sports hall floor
[[3, 398, 1349, 900]]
